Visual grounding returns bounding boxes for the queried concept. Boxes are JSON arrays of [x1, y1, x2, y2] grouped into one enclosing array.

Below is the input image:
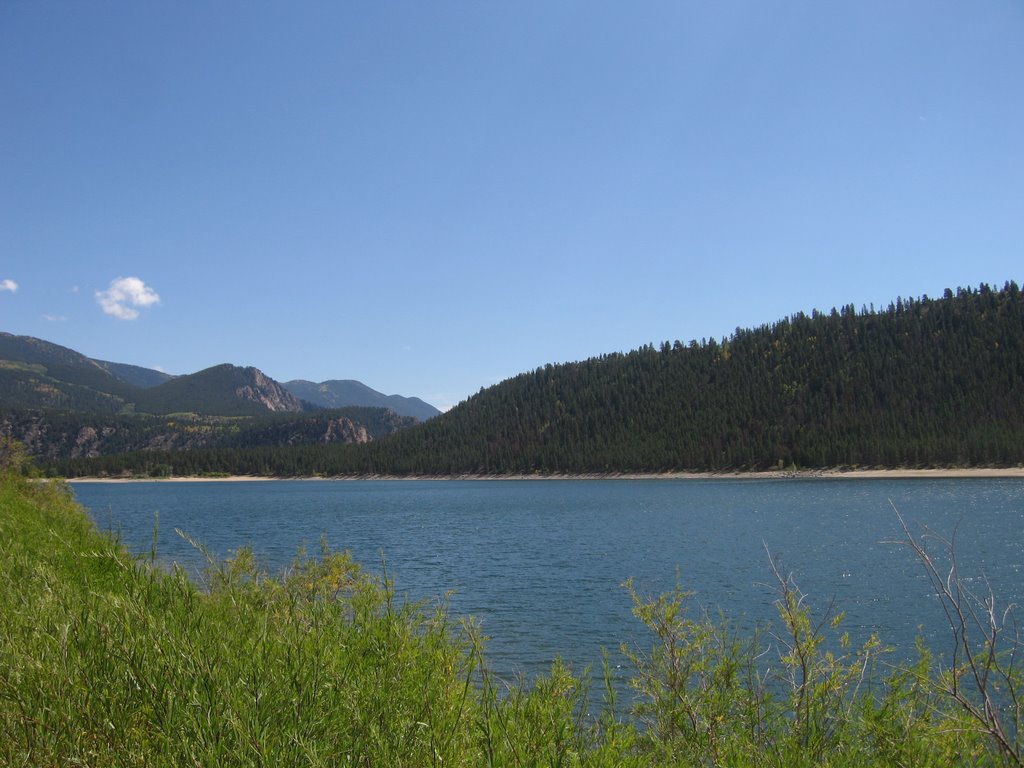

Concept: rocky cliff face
[[234, 367, 304, 412], [321, 417, 370, 444], [0, 413, 213, 459], [0, 406, 411, 462]]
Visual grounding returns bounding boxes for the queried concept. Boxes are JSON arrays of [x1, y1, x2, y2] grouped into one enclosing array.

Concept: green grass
[[2, 446, 1022, 766]]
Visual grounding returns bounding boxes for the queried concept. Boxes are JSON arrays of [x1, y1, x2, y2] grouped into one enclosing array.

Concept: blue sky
[[2, 3, 1022, 410]]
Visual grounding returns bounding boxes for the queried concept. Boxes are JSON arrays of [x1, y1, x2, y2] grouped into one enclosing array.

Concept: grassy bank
[[2, 454, 1022, 765]]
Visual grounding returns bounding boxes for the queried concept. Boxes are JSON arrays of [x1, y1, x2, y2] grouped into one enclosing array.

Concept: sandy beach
[[64, 467, 1024, 483]]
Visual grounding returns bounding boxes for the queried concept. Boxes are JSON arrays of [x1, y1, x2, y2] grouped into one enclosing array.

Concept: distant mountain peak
[[283, 379, 440, 421], [124, 363, 305, 416]]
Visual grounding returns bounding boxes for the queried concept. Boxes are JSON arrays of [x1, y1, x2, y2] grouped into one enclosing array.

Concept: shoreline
[[64, 466, 1024, 483]]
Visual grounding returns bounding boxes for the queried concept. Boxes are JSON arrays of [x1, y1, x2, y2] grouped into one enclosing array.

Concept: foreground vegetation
[[2, 449, 1023, 765]]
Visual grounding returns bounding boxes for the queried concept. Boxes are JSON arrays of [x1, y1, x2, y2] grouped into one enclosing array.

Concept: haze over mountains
[[284, 380, 440, 423]]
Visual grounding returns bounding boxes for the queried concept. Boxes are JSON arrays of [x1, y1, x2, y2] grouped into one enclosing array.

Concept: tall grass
[[1, 444, 1021, 765]]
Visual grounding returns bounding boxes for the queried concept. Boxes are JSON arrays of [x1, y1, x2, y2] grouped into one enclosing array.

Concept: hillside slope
[[0, 333, 135, 412], [374, 283, 1021, 474]]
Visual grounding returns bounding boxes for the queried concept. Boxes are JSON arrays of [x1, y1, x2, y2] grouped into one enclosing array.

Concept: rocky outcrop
[[234, 367, 304, 413], [1, 413, 48, 456], [1, 415, 125, 459], [321, 417, 370, 444]]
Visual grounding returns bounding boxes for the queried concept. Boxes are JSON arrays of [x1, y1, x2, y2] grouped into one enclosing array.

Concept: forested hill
[[58, 283, 1024, 477]]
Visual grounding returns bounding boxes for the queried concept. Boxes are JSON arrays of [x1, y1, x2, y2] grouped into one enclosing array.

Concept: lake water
[[72, 478, 1024, 685]]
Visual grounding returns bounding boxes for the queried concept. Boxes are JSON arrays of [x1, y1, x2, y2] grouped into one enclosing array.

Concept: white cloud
[[0, 279, 17, 293], [43, 314, 67, 322], [96, 276, 161, 320]]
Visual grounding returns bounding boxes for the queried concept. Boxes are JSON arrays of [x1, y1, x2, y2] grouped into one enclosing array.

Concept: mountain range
[[49, 282, 1024, 477], [284, 379, 439, 423], [0, 332, 439, 419], [0, 332, 438, 465], [8, 282, 1024, 478]]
